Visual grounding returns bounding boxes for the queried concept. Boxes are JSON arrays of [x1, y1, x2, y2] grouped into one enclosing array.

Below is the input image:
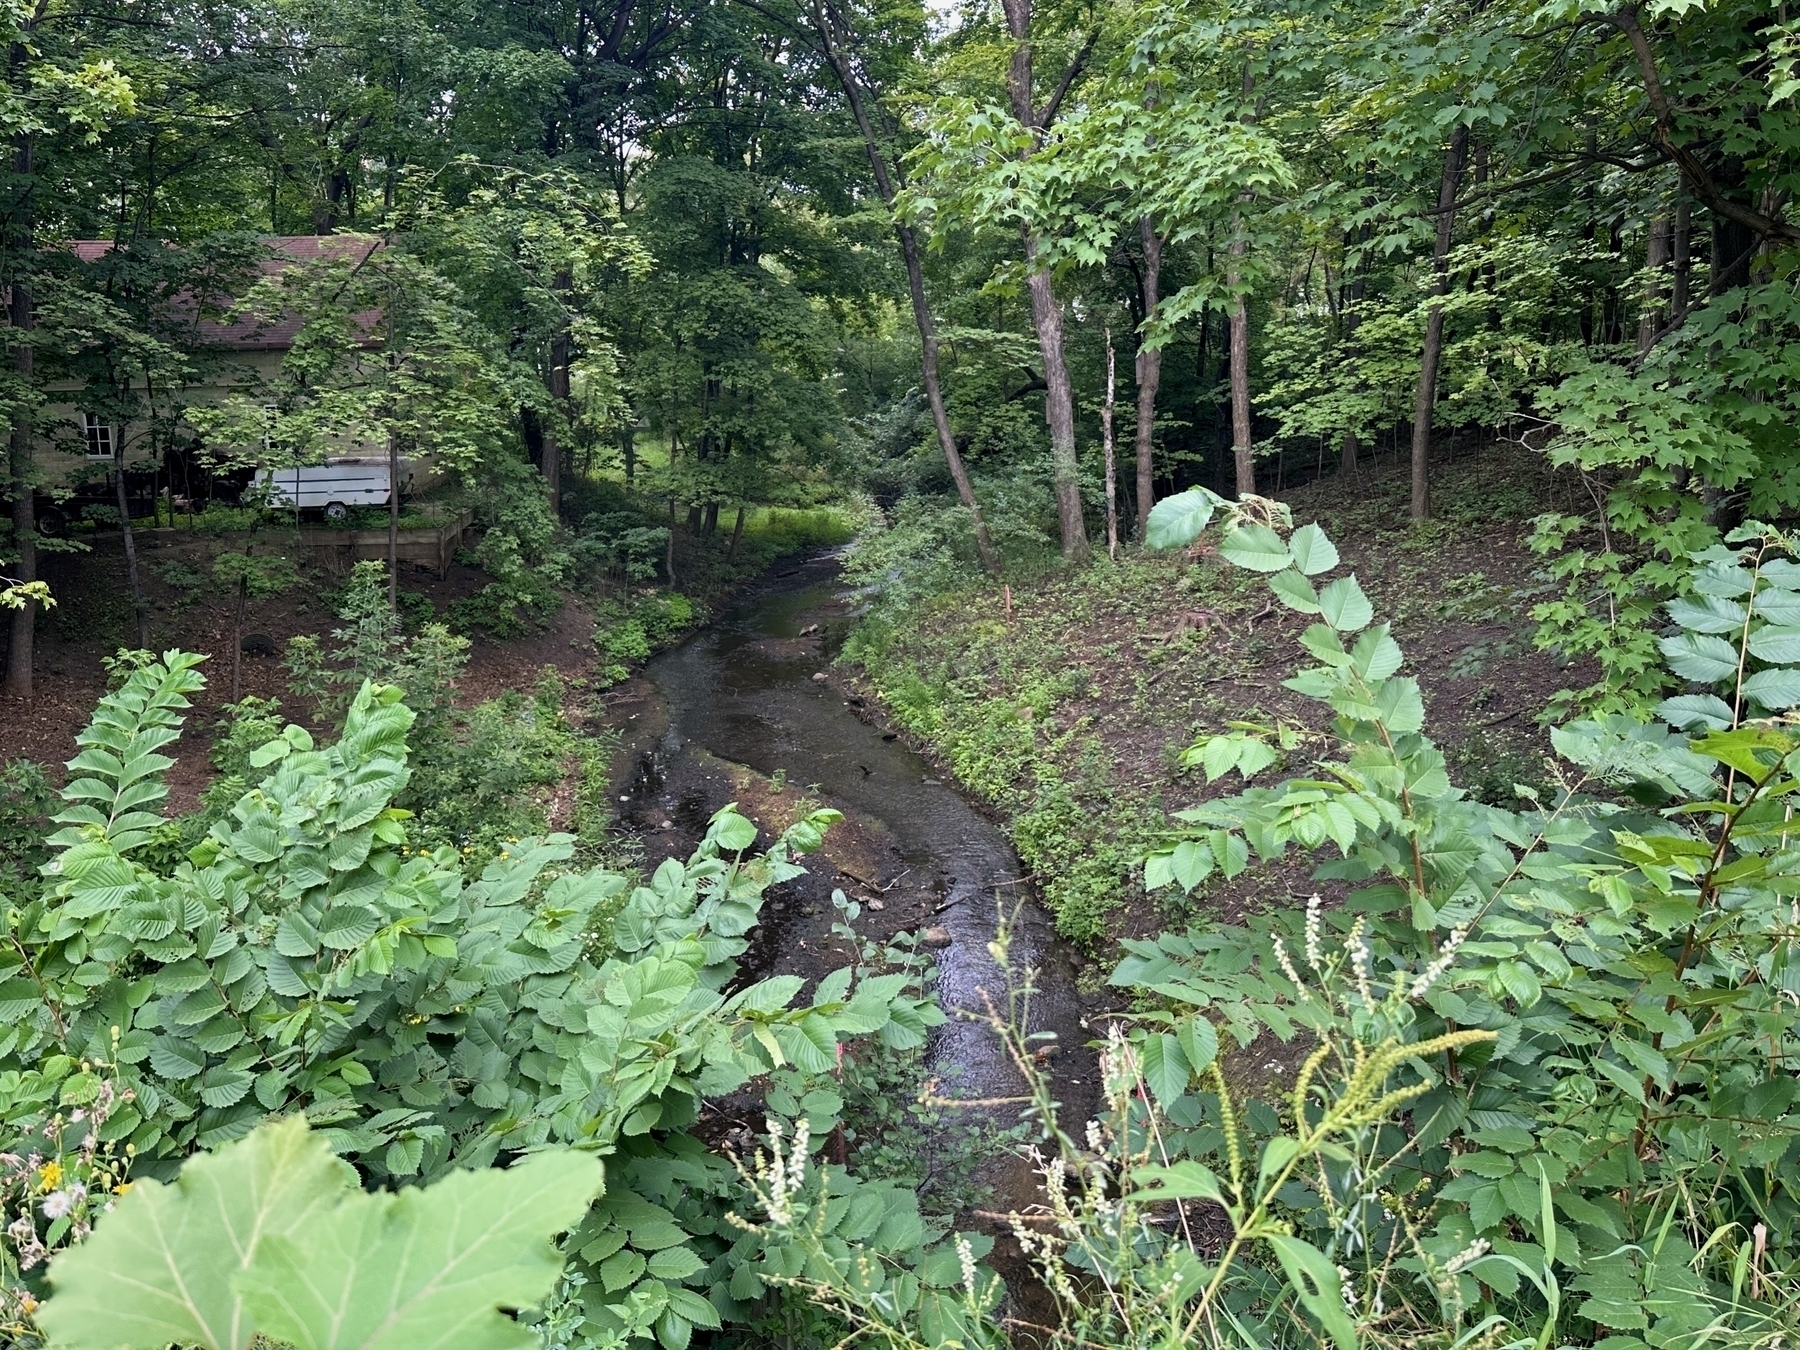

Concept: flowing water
[[614, 552, 1099, 1195]]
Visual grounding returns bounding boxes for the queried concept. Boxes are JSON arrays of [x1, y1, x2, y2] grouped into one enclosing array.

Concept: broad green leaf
[[1127, 1161, 1226, 1205], [1666, 594, 1747, 634], [317, 906, 381, 950], [1287, 523, 1339, 576], [1176, 1016, 1219, 1075], [1748, 624, 1800, 663], [238, 1148, 603, 1350], [38, 1115, 346, 1350], [1656, 694, 1735, 731], [1658, 631, 1740, 683], [1690, 727, 1793, 778], [1317, 576, 1373, 633], [1266, 1234, 1358, 1350], [1137, 1032, 1189, 1104], [1742, 667, 1800, 709], [1269, 569, 1321, 614], [706, 807, 757, 853], [1144, 487, 1221, 551], [1218, 523, 1292, 573]]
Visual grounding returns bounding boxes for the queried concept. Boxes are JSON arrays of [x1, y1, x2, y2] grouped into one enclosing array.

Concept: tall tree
[[1408, 122, 1468, 521], [998, 0, 1094, 559]]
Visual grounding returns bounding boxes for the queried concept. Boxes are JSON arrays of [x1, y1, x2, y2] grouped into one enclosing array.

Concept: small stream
[[612, 552, 1098, 1202]]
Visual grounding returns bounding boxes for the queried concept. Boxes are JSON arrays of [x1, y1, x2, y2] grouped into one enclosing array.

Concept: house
[[28, 234, 389, 532]]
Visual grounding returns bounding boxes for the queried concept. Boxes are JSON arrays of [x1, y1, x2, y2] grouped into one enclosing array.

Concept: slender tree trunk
[[231, 569, 246, 703], [901, 224, 1000, 573], [1133, 217, 1162, 538], [1671, 194, 1691, 321], [1227, 242, 1254, 497], [1410, 124, 1470, 521], [665, 496, 677, 587], [112, 440, 148, 648], [5, 286, 32, 699], [542, 270, 572, 519], [804, 11, 1000, 574], [1638, 213, 1673, 353], [4, 118, 32, 698], [727, 503, 746, 560], [1024, 246, 1088, 557], [1227, 67, 1258, 499], [1001, 0, 1086, 560], [387, 429, 399, 612], [1102, 328, 1117, 561]]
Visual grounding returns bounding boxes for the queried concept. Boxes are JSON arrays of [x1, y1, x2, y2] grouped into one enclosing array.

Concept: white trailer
[[253, 457, 416, 520]]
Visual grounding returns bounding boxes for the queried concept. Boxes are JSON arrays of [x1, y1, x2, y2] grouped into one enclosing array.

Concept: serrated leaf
[[646, 1246, 705, 1280], [1659, 631, 1740, 683], [1144, 487, 1221, 551], [1748, 624, 1800, 663], [316, 906, 380, 950], [1743, 667, 1800, 710], [1317, 576, 1373, 632], [1656, 694, 1735, 731], [199, 1065, 253, 1108], [1127, 1161, 1225, 1204], [1287, 523, 1339, 576], [1218, 523, 1292, 573], [1666, 594, 1747, 634], [1137, 1032, 1189, 1104], [148, 1034, 207, 1080], [1269, 569, 1321, 614]]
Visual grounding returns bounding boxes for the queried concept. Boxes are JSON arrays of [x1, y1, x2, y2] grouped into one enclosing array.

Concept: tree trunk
[[4, 124, 33, 698], [727, 503, 746, 560], [901, 223, 1001, 573], [1102, 328, 1117, 560], [113, 440, 148, 649], [665, 497, 677, 587], [809, 6, 998, 573], [232, 569, 246, 703], [1671, 194, 1691, 321], [1025, 252, 1088, 558], [387, 429, 399, 612], [1637, 213, 1672, 353], [1000, 0, 1085, 560], [1410, 123, 1470, 522], [1133, 217, 1162, 538], [539, 269, 573, 518], [1227, 244, 1254, 498], [1338, 221, 1369, 479]]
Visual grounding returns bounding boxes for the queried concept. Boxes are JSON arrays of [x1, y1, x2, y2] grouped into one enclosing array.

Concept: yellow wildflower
[[36, 1160, 62, 1192]]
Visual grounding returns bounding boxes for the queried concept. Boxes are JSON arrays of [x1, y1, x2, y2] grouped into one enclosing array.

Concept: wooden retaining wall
[[294, 511, 474, 577], [130, 510, 474, 577]]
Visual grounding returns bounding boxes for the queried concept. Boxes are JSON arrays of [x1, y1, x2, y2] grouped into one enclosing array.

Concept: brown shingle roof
[[66, 234, 383, 351]]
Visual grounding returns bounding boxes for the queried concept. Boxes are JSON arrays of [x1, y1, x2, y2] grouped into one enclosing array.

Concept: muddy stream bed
[[605, 552, 1103, 1236]]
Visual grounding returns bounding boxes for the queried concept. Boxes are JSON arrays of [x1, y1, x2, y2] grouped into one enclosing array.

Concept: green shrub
[[0, 759, 53, 903], [1121, 494, 1800, 1346], [1, 654, 965, 1348]]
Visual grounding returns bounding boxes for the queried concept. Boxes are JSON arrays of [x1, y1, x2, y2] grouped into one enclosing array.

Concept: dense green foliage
[[0, 653, 992, 1349], [9, 0, 1800, 1343]]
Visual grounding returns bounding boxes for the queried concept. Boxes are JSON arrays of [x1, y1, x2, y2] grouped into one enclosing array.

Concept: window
[[82, 412, 114, 460]]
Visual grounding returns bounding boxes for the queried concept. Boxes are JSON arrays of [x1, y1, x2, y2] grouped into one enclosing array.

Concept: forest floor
[[841, 444, 1580, 959], [0, 541, 601, 809]]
